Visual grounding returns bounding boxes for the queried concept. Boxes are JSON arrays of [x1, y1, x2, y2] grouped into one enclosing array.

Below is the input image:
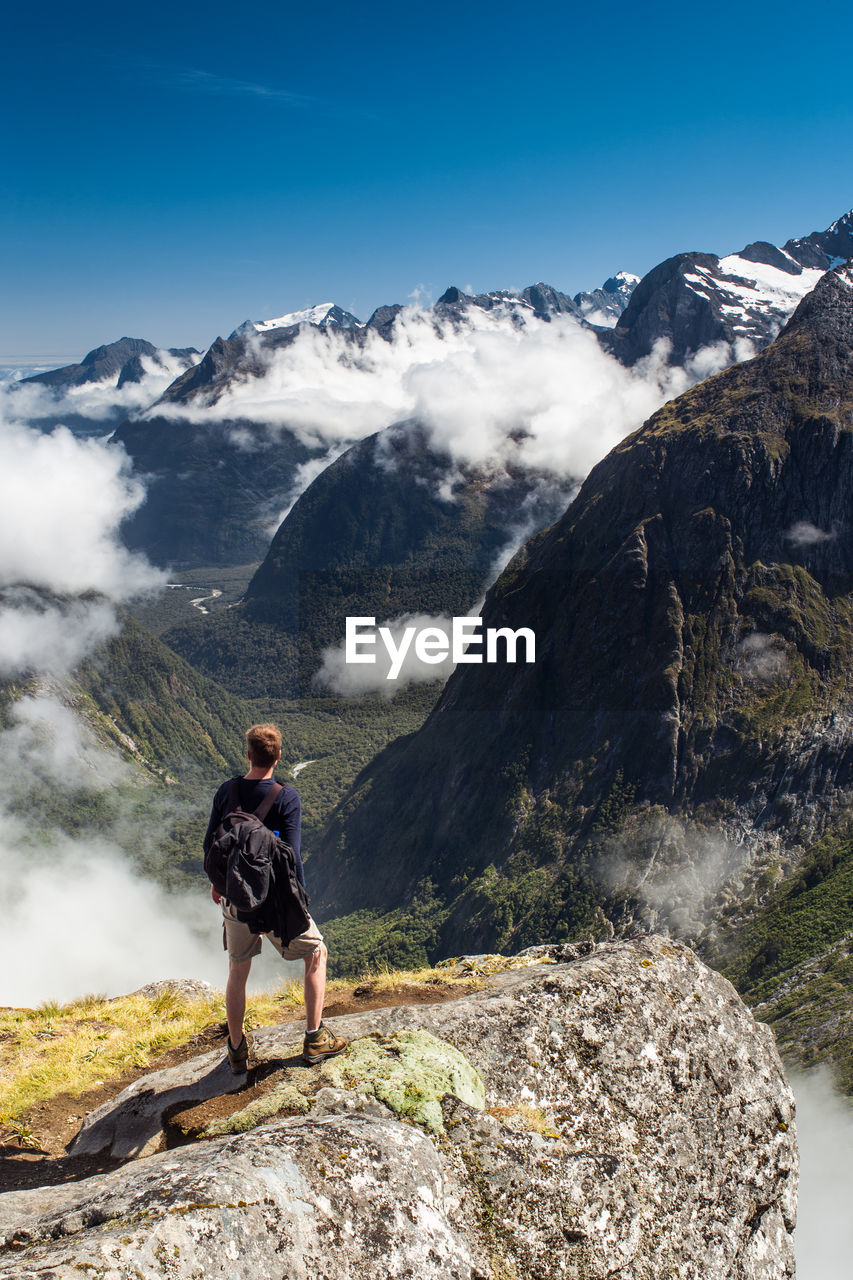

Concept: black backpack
[[204, 779, 312, 944]]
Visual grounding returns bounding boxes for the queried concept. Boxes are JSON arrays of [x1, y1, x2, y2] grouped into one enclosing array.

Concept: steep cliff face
[[112, 411, 316, 568], [310, 266, 853, 959], [165, 422, 571, 696], [602, 245, 823, 366], [0, 939, 798, 1279]]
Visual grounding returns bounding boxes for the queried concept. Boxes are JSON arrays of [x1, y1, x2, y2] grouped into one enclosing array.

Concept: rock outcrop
[[0, 938, 798, 1278]]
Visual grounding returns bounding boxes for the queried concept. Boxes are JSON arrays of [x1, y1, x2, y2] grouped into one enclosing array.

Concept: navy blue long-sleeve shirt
[[203, 776, 306, 889]]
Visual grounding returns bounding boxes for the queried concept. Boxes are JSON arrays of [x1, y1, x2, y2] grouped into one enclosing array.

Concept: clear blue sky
[[3, 0, 852, 359]]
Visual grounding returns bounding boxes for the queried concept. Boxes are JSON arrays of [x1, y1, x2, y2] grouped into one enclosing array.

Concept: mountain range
[[14, 209, 849, 579], [304, 263, 853, 1088], [147, 210, 853, 707], [114, 208, 853, 573], [8, 206, 853, 1091]]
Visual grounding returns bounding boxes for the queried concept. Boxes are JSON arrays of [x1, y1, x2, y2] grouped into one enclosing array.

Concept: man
[[203, 722, 346, 1073]]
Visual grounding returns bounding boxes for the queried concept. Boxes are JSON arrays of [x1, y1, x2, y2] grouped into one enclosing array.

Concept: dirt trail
[[0, 981, 463, 1195]]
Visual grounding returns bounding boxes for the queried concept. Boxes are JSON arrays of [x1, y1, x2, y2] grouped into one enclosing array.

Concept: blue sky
[[3, 0, 853, 359]]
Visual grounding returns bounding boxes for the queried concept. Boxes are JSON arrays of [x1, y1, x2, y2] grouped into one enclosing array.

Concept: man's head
[[246, 723, 282, 769]]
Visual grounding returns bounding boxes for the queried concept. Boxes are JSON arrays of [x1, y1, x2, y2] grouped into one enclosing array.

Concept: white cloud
[[0, 695, 128, 788], [0, 824, 227, 1005], [149, 306, 749, 494], [0, 695, 286, 1004], [0, 419, 162, 600], [0, 350, 197, 426], [597, 815, 751, 941], [0, 595, 119, 677], [314, 610, 464, 698], [791, 1068, 853, 1280], [737, 632, 790, 683], [785, 521, 836, 548]]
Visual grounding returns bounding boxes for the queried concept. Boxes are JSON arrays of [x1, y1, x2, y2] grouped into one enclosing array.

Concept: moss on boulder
[[203, 1083, 312, 1136], [323, 1029, 485, 1133], [203, 1028, 485, 1140]]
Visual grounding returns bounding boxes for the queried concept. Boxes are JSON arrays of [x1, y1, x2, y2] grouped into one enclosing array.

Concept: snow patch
[[252, 303, 357, 332], [717, 255, 824, 309]]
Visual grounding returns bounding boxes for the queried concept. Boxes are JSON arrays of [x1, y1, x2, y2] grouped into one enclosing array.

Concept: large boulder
[[0, 937, 797, 1278]]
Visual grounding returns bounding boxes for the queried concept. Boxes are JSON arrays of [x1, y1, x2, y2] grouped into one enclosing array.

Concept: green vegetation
[[323, 882, 445, 977], [1, 986, 232, 1123], [755, 944, 853, 1094], [323, 1029, 485, 1134], [702, 820, 853, 1092], [126, 563, 258, 637], [203, 1080, 313, 1134], [714, 823, 853, 1001], [184, 1030, 484, 1139], [74, 612, 251, 778]]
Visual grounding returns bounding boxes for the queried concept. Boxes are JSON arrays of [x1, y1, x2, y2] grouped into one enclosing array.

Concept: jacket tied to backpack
[[204, 779, 312, 945]]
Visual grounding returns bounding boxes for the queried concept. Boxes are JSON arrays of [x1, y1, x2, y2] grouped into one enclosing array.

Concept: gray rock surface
[[67, 1048, 245, 1160], [0, 936, 797, 1278], [129, 978, 219, 1001]]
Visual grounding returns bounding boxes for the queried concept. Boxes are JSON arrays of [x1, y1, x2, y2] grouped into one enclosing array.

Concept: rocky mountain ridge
[[20, 337, 200, 390], [307, 264, 853, 993], [603, 245, 824, 366], [108, 206, 852, 572]]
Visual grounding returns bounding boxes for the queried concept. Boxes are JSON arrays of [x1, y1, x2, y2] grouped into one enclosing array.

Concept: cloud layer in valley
[[0, 408, 233, 1005], [0, 350, 198, 428], [0, 696, 231, 1005], [156, 305, 745, 488], [791, 1068, 853, 1280]]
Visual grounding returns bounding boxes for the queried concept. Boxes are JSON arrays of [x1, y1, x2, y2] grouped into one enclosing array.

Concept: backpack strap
[[224, 777, 283, 824], [252, 780, 283, 824], [224, 777, 242, 816]]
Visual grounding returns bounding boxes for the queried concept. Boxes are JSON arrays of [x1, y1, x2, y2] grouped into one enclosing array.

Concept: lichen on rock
[[202, 1082, 312, 1136], [201, 1029, 484, 1138], [322, 1028, 485, 1133]]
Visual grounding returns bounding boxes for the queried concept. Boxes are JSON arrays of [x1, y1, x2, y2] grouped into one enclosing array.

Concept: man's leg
[[303, 942, 328, 1032], [226, 956, 252, 1049], [301, 940, 346, 1064], [278, 919, 345, 1064]]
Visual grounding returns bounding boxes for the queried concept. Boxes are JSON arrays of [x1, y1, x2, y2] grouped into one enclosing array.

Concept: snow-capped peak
[[248, 303, 363, 334], [826, 209, 853, 236]]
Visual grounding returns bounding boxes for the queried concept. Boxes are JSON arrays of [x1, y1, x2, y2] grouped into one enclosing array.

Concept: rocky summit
[[0, 938, 797, 1278]]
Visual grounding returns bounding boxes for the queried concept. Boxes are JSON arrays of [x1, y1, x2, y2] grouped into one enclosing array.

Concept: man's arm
[[277, 787, 307, 889], [204, 783, 227, 903]]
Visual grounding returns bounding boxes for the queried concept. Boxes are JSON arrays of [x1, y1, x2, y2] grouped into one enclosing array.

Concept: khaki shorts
[[221, 900, 325, 964]]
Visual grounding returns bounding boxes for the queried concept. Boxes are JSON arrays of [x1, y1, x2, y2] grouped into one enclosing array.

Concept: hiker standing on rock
[[203, 723, 346, 1073]]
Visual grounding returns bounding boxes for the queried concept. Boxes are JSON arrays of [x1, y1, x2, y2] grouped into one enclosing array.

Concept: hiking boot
[[227, 1031, 252, 1074], [303, 1022, 347, 1066]]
